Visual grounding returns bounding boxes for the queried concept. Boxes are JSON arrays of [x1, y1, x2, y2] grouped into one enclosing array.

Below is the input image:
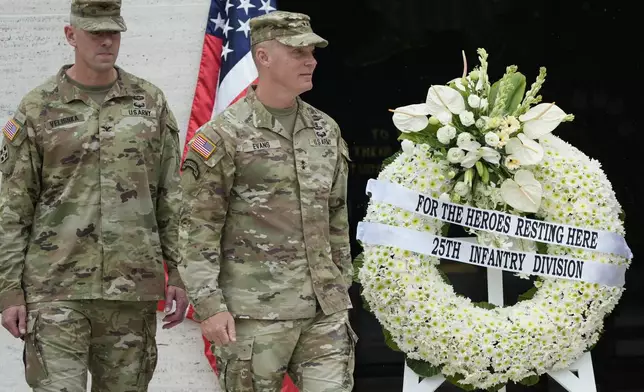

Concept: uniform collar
[[57, 64, 134, 105], [246, 86, 316, 140]]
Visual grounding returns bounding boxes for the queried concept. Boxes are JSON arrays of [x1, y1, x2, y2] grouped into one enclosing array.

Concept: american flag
[[182, 0, 277, 159], [2, 119, 20, 141], [190, 134, 216, 159]]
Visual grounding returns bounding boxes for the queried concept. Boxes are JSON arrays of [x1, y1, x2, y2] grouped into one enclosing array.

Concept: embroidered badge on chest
[[239, 140, 281, 152], [47, 114, 85, 129], [122, 108, 156, 117], [309, 137, 337, 147]]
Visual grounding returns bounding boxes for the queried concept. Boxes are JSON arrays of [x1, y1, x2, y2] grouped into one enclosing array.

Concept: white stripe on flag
[[212, 52, 258, 116]]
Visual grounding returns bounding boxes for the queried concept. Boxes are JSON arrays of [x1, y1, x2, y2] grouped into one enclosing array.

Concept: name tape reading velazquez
[[357, 221, 626, 287], [366, 179, 632, 259]]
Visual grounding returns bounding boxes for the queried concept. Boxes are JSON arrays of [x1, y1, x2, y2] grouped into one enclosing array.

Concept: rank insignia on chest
[[191, 134, 216, 160], [2, 118, 21, 141]]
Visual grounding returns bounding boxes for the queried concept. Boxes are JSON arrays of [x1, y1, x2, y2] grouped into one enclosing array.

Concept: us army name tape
[[357, 222, 626, 287], [366, 179, 632, 259]]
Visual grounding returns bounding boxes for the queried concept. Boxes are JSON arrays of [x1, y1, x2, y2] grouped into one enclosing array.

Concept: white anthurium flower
[[426, 85, 466, 116], [505, 133, 544, 165], [449, 78, 466, 91], [436, 111, 452, 125], [519, 103, 568, 139], [500, 169, 543, 213], [401, 139, 415, 155], [461, 146, 501, 168], [392, 104, 431, 133]]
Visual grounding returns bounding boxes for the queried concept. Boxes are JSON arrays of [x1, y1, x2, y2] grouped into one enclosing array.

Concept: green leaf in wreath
[[490, 69, 527, 118], [381, 151, 401, 170], [359, 289, 371, 313], [405, 357, 442, 378], [383, 328, 402, 352], [518, 286, 538, 302], [352, 252, 364, 284], [488, 80, 501, 111], [519, 374, 540, 386], [486, 382, 507, 392], [445, 373, 477, 391], [472, 301, 497, 310], [397, 121, 442, 149]]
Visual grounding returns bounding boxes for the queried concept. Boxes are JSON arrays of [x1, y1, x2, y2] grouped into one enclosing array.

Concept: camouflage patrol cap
[[250, 11, 328, 48], [70, 0, 127, 32]]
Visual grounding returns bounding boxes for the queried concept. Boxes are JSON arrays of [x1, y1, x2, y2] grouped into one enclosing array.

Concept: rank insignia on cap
[[191, 134, 216, 160], [2, 119, 21, 141]]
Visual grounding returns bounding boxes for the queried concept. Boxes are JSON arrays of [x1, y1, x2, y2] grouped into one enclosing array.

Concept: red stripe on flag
[[183, 34, 224, 160]]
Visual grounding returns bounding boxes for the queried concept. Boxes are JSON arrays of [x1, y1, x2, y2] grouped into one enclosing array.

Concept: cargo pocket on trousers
[[23, 312, 50, 387], [216, 338, 254, 392], [342, 320, 359, 391], [137, 312, 158, 388]]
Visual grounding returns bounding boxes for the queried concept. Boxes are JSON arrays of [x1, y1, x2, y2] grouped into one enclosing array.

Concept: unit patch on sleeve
[[0, 144, 8, 164], [181, 158, 200, 180]]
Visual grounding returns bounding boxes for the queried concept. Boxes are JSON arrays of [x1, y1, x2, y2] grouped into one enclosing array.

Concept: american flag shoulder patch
[[2, 118, 21, 141], [191, 133, 217, 160]]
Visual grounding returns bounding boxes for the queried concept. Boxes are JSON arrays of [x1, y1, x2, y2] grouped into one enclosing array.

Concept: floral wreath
[[354, 49, 632, 390]]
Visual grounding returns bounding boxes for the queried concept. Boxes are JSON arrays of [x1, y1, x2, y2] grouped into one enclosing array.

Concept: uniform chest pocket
[[235, 139, 294, 183]]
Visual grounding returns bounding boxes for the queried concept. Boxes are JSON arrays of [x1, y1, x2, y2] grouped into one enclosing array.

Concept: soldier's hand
[[1, 305, 27, 338], [201, 312, 236, 346], [162, 286, 189, 329]]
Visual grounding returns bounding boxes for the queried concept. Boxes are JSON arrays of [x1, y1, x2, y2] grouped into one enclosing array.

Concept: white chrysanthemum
[[358, 134, 629, 389]]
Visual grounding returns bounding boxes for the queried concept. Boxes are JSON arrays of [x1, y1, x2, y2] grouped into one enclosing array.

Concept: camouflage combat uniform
[[0, 2, 183, 391], [178, 11, 357, 392]]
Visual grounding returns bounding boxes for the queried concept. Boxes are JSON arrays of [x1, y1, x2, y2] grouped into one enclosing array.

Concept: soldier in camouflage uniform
[[178, 10, 357, 392], [0, 1, 188, 391]]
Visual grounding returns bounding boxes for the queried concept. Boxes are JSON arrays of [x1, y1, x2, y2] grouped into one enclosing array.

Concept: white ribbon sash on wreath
[[357, 221, 626, 287], [366, 179, 633, 259]]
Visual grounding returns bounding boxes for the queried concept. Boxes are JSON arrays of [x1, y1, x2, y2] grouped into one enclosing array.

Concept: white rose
[[485, 132, 500, 147], [454, 181, 470, 196], [401, 139, 415, 155], [459, 111, 476, 127], [447, 148, 465, 163], [437, 125, 457, 144], [468, 95, 481, 108], [456, 132, 474, 147]]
